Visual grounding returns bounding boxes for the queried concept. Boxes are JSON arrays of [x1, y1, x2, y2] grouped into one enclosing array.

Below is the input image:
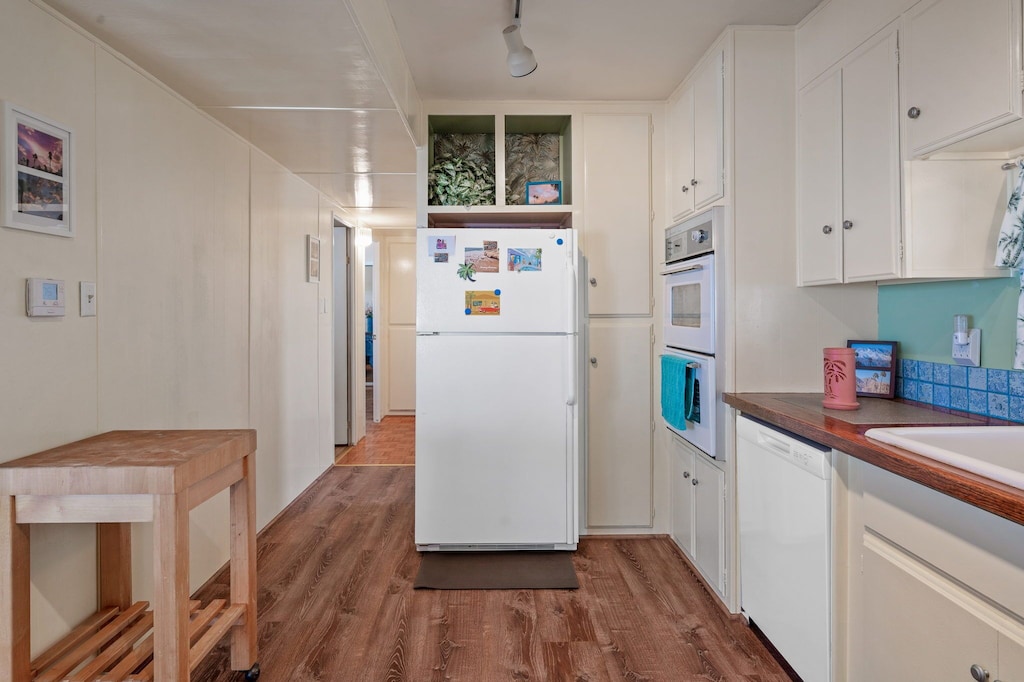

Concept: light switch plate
[[952, 328, 980, 366], [80, 281, 96, 317]]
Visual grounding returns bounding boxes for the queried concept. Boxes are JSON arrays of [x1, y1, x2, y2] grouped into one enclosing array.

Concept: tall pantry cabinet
[[665, 27, 878, 612]]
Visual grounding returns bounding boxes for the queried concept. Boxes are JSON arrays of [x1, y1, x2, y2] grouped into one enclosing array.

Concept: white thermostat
[[26, 278, 65, 317]]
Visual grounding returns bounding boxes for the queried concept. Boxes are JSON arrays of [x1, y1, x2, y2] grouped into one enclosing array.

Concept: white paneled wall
[[0, 0, 100, 652], [94, 47, 252, 604], [0, 0, 343, 654], [249, 150, 329, 526]]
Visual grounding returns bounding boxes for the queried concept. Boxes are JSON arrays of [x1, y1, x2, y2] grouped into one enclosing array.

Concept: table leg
[[153, 493, 189, 681], [230, 453, 258, 670], [97, 523, 132, 610], [0, 495, 30, 681]]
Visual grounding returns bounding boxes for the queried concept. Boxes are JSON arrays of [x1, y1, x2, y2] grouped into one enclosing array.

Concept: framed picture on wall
[[307, 235, 321, 283], [847, 340, 898, 398], [2, 102, 73, 237]]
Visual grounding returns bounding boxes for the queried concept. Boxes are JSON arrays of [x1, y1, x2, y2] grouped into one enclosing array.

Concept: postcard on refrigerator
[[429, 235, 455, 263], [465, 241, 499, 273], [508, 247, 542, 272], [465, 290, 500, 315]]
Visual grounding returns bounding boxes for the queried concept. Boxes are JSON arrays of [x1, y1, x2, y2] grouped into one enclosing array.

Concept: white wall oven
[[661, 207, 722, 459], [662, 209, 718, 355]]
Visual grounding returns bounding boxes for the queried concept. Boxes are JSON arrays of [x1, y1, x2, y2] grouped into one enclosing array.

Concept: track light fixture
[[503, 0, 537, 78]]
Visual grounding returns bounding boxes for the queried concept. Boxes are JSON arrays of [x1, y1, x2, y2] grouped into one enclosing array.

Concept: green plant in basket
[[428, 156, 495, 206]]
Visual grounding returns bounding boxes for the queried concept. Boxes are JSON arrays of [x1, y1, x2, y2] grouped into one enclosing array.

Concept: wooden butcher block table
[[0, 430, 259, 681]]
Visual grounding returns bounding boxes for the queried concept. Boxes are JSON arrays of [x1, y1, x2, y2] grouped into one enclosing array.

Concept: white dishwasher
[[736, 415, 832, 682]]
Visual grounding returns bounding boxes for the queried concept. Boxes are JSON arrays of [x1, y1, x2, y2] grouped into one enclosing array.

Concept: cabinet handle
[[683, 471, 690, 478], [843, 220, 853, 230], [907, 106, 921, 119], [589, 277, 597, 287], [822, 225, 833, 235], [692, 478, 699, 486], [690, 179, 699, 186], [590, 357, 597, 366], [970, 664, 989, 682], [681, 185, 689, 193]]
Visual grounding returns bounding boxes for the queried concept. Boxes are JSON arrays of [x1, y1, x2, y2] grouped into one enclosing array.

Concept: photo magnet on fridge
[[429, 235, 455, 263], [508, 248, 542, 272], [465, 290, 500, 315]]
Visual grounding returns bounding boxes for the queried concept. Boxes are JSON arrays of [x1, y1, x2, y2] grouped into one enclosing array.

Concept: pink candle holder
[[823, 347, 859, 410]]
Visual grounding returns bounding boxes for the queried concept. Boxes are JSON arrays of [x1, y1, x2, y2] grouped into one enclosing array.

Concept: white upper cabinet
[[669, 50, 724, 222], [798, 28, 901, 286], [582, 113, 652, 317], [902, 0, 1022, 156], [797, 71, 844, 285]]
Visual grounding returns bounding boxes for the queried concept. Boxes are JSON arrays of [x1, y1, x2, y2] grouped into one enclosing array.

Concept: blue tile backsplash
[[896, 360, 1024, 423]]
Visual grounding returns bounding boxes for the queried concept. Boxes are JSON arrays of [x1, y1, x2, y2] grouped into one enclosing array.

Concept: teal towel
[[660, 355, 688, 431]]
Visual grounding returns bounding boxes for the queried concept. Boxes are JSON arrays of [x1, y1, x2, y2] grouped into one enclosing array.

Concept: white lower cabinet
[[671, 433, 725, 597], [847, 458, 1024, 682], [586, 323, 653, 528]]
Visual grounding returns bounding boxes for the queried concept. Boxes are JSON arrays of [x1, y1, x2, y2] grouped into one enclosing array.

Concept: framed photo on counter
[[847, 340, 898, 399]]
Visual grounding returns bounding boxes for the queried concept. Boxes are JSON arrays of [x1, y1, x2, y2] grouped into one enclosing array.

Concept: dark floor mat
[[414, 551, 579, 590]]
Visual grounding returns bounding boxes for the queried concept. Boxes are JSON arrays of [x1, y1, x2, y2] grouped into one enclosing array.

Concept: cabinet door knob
[[681, 185, 690, 193], [683, 471, 691, 478], [590, 357, 598, 366], [690, 179, 699, 186], [970, 664, 990, 682], [589, 277, 597, 286], [908, 106, 921, 119], [822, 225, 833, 235], [843, 220, 853, 230], [692, 478, 699, 486]]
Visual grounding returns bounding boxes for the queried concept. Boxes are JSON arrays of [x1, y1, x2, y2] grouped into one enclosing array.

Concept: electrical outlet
[[952, 328, 981, 367]]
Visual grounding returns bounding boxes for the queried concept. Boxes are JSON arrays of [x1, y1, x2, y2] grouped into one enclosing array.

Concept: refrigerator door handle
[[566, 257, 577, 333], [566, 334, 577, 406], [565, 256, 578, 406]]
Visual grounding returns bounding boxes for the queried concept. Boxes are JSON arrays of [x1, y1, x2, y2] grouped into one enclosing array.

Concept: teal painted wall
[[878, 277, 1019, 369]]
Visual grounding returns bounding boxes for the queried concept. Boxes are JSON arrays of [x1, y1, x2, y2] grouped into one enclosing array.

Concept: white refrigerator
[[415, 227, 581, 551]]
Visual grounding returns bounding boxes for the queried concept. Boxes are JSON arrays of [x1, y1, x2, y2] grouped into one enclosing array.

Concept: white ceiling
[[40, 0, 822, 229], [388, 0, 822, 101]]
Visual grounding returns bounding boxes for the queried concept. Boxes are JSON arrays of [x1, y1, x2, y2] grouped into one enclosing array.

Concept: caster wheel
[[244, 662, 260, 681]]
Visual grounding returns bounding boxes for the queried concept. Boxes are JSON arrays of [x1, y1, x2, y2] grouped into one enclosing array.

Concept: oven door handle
[[662, 263, 704, 275]]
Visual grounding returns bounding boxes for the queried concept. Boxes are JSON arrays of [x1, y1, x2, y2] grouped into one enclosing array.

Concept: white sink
[[864, 426, 1024, 491]]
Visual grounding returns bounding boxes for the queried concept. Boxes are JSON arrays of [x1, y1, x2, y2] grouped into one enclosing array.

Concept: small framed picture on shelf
[[847, 340, 898, 398], [525, 180, 562, 206], [2, 102, 73, 237]]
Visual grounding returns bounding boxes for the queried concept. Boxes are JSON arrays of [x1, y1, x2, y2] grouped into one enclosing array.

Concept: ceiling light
[[503, 0, 537, 78]]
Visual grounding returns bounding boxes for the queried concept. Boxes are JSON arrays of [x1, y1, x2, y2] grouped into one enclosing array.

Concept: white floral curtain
[[994, 162, 1024, 369]]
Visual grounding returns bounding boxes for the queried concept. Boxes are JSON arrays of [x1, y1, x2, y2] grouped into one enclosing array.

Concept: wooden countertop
[[0, 429, 257, 496], [723, 393, 1024, 527]]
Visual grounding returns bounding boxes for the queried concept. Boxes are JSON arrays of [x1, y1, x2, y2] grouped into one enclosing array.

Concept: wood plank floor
[[190, 464, 793, 681], [334, 416, 415, 466]]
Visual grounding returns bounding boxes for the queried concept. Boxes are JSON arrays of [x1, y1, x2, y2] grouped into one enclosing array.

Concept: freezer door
[[415, 334, 577, 547], [417, 228, 576, 334]]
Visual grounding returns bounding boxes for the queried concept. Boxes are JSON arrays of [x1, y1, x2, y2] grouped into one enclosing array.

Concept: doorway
[[333, 220, 351, 445]]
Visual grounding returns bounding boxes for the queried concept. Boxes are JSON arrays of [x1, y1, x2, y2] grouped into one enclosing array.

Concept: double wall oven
[[661, 207, 722, 459]]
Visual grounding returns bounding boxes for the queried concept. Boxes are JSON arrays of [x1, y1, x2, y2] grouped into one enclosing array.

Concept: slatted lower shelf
[[30, 600, 245, 681]]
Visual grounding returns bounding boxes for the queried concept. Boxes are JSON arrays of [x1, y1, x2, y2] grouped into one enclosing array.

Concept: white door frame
[[369, 241, 382, 423]]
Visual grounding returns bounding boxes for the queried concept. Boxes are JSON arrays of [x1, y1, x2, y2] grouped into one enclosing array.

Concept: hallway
[[190, 419, 792, 681]]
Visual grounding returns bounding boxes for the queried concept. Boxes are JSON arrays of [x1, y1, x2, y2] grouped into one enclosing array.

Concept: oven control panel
[[665, 220, 714, 264]]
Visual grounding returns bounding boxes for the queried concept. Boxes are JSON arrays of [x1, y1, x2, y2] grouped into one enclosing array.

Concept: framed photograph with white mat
[[2, 102, 73, 237]]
